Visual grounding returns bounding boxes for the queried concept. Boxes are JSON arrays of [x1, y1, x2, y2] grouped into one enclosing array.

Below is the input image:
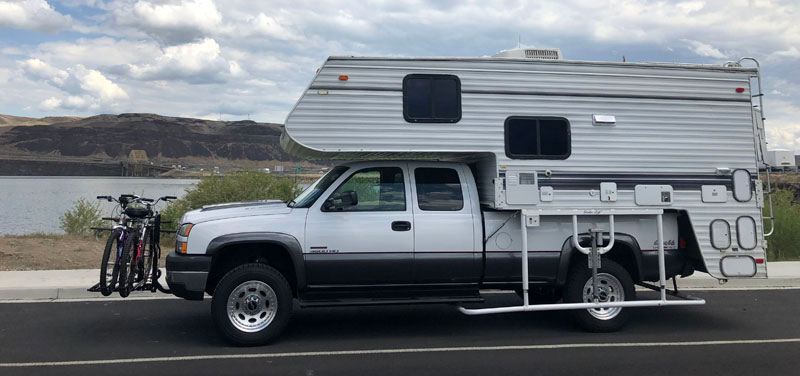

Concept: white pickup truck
[[167, 160, 688, 345]]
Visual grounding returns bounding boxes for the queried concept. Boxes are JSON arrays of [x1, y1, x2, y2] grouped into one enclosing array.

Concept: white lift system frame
[[459, 209, 706, 315]]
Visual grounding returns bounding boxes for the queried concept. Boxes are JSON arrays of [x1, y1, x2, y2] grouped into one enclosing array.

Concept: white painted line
[[2, 338, 800, 368]]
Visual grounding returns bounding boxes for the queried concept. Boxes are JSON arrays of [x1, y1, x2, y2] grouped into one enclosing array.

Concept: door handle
[[391, 221, 411, 231]]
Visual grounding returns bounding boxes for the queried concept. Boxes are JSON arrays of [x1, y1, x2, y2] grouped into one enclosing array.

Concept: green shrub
[[764, 189, 800, 261], [161, 171, 302, 227], [59, 198, 104, 236]]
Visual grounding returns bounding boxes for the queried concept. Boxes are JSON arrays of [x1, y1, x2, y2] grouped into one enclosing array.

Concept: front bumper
[[166, 251, 212, 301]]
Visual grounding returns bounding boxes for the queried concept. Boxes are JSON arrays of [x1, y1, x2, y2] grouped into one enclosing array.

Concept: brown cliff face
[[0, 113, 296, 162]]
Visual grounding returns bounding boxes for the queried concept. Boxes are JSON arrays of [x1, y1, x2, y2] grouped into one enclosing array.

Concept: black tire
[[127, 229, 153, 290], [563, 258, 635, 332], [117, 232, 138, 298], [211, 263, 293, 346], [99, 231, 123, 296]]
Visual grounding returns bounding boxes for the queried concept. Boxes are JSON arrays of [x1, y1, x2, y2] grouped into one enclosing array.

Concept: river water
[[0, 177, 200, 235]]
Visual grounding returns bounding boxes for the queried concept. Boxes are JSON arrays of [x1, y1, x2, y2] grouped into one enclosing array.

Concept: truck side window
[[414, 168, 464, 211], [403, 74, 461, 123], [324, 167, 406, 212], [504, 116, 571, 159]]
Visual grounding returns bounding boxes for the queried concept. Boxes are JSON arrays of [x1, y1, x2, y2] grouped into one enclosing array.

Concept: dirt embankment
[[0, 234, 105, 271], [0, 234, 177, 271]]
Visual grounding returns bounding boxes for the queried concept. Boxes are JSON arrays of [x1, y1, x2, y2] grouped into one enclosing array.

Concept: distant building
[[766, 149, 796, 171]]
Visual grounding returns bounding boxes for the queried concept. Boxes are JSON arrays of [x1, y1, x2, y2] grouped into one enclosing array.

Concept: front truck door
[[304, 163, 414, 287], [409, 163, 481, 285]]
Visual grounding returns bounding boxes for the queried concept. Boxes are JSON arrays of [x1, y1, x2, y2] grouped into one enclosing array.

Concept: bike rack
[[459, 208, 705, 315]]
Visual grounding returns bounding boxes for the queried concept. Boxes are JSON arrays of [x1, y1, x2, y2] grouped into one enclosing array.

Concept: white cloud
[[683, 39, 727, 59], [33, 37, 162, 67], [21, 59, 127, 111], [0, 0, 72, 33], [0, 67, 9, 84], [764, 99, 800, 150], [39, 97, 61, 110], [112, 0, 222, 44], [676, 1, 705, 13], [71, 64, 128, 101], [770, 46, 800, 59], [116, 38, 244, 83], [19, 58, 69, 86], [238, 13, 301, 41]]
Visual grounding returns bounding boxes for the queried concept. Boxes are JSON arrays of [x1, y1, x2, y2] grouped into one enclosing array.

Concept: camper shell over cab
[[167, 49, 771, 345]]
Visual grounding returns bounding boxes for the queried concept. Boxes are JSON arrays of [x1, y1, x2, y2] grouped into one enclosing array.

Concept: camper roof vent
[[493, 48, 563, 60]]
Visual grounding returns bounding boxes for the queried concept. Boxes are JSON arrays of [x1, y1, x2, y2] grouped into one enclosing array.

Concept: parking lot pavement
[[1, 289, 799, 375]]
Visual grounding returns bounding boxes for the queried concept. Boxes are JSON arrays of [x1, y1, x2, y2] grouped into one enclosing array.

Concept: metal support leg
[[520, 210, 529, 308], [657, 213, 666, 302], [590, 231, 600, 302]]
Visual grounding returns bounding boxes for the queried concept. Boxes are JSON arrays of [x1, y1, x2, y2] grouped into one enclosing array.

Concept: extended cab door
[[408, 163, 481, 284], [304, 163, 414, 286]]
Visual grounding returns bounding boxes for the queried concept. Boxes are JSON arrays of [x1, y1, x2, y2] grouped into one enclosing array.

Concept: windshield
[[288, 166, 349, 208]]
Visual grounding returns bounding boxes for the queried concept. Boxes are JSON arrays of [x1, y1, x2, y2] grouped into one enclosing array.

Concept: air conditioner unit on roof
[[493, 48, 563, 60]]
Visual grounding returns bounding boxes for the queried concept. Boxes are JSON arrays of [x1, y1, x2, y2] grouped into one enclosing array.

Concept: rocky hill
[[0, 114, 84, 126], [0, 113, 297, 163]]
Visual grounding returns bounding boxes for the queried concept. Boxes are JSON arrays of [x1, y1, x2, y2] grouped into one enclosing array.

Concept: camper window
[[403, 74, 461, 123], [504, 117, 571, 159], [414, 168, 464, 211]]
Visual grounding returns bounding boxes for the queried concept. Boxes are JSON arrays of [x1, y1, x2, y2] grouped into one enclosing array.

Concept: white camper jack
[[459, 209, 705, 316]]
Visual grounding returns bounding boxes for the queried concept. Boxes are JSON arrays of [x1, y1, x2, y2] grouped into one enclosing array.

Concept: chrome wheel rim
[[227, 281, 278, 333], [581, 273, 625, 320]]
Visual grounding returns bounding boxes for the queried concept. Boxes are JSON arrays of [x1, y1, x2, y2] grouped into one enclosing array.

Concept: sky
[[0, 0, 799, 149]]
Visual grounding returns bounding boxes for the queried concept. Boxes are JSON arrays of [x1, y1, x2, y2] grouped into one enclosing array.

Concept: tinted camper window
[[505, 117, 571, 159], [403, 74, 461, 123]]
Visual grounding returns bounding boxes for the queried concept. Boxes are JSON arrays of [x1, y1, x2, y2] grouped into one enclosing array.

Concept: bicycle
[[117, 195, 176, 297], [95, 194, 137, 296]]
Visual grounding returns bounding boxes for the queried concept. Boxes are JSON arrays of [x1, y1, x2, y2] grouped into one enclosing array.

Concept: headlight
[[178, 223, 194, 237]]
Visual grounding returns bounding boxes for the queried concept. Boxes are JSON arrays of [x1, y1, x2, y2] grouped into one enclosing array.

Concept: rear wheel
[[117, 232, 138, 298], [563, 259, 635, 332], [211, 263, 293, 346]]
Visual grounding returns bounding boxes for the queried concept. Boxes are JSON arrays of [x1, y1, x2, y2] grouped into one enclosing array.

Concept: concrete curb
[[1, 262, 799, 301]]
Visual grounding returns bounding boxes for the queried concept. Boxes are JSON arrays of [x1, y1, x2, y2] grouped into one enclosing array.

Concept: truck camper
[[163, 49, 773, 345]]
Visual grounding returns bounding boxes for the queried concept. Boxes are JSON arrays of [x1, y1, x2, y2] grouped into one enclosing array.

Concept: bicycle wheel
[[98, 230, 124, 296], [130, 228, 154, 291], [117, 231, 138, 298]]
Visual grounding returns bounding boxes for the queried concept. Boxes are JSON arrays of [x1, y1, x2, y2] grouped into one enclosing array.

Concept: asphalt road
[[1, 289, 799, 375]]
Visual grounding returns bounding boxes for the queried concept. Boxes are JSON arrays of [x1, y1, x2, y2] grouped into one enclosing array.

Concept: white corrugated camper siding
[[282, 57, 765, 279]]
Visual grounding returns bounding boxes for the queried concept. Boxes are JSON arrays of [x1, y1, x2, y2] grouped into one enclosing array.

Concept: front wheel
[[99, 231, 123, 296], [563, 259, 635, 332], [211, 263, 293, 346]]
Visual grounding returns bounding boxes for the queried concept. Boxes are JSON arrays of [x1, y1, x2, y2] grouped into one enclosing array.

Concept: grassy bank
[[764, 189, 800, 261]]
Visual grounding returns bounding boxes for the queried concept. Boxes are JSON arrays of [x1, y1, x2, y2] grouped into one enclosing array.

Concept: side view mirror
[[324, 190, 359, 211]]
